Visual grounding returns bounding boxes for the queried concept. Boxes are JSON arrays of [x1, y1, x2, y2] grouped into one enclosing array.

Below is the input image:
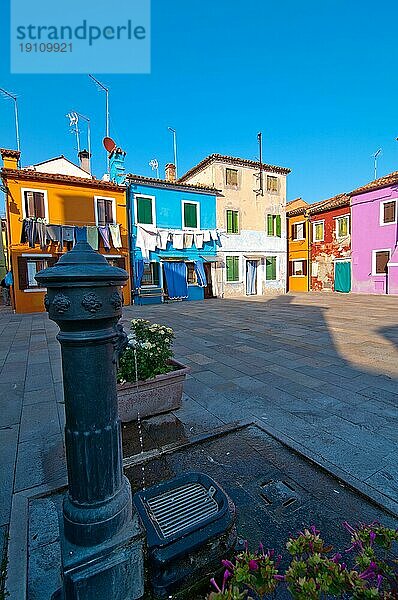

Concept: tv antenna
[[66, 112, 81, 154], [0, 88, 20, 153], [372, 148, 382, 180], [167, 127, 178, 179], [149, 159, 159, 178]]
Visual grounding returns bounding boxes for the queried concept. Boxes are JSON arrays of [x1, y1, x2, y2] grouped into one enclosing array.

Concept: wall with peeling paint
[[310, 206, 351, 292]]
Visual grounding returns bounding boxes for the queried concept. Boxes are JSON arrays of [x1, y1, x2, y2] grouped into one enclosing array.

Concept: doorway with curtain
[[246, 260, 258, 295], [334, 260, 351, 293]]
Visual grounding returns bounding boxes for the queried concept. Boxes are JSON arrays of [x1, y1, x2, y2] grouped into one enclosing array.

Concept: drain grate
[[146, 482, 218, 538], [260, 479, 300, 509]]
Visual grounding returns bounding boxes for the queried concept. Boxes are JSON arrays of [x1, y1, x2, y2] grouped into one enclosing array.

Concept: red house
[[308, 193, 351, 292]]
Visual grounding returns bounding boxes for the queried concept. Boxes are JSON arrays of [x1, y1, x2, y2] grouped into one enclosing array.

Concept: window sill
[[291, 275, 306, 277], [23, 288, 46, 293]]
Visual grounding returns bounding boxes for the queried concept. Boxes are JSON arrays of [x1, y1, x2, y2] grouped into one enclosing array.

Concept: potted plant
[[117, 318, 190, 422]]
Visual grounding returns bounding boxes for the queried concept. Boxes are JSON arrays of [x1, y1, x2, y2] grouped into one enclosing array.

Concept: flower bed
[[208, 522, 398, 599]]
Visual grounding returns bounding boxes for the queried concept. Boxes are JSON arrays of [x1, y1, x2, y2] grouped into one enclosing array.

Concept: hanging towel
[[36, 219, 47, 250], [194, 232, 204, 249], [46, 224, 61, 243], [109, 224, 122, 248], [98, 225, 111, 250], [157, 229, 169, 250], [184, 233, 194, 248], [210, 230, 218, 241], [86, 226, 99, 250], [163, 262, 188, 299], [134, 259, 145, 289], [136, 226, 157, 259], [194, 261, 207, 287], [75, 226, 87, 243], [21, 219, 36, 248], [203, 230, 211, 242], [172, 232, 184, 250], [62, 226, 75, 243]]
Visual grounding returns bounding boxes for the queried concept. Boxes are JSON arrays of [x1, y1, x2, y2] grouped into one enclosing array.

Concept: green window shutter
[[267, 214, 274, 236], [184, 203, 197, 228], [266, 256, 277, 280], [226, 256, 239, 281], [276, 215, 281, 237], [137, 197, 153, 224], [226, 210, 233, 233], [232, 211, 239, 233]]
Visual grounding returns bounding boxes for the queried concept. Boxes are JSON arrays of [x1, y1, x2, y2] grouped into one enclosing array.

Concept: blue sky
[[1, 0, 398, 212]]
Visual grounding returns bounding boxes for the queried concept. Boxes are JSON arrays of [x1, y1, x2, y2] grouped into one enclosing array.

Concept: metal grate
[[146, 482, 218, 538]]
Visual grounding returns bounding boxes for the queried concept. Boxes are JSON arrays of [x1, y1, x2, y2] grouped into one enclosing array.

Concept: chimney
[[165, 163, 176, 182], [1, 148, 20, 170], [78, 149, 91, 174]]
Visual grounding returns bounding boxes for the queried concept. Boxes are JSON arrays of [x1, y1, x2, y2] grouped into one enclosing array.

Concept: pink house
[[351, 171, 398, 295]]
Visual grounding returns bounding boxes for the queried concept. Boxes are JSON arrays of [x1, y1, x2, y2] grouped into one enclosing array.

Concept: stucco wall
[[310, 206, 351, 291], [287, 214, 309, 292], [4, 174, 130, 313], [183, 159, 288, 296], [351, 186, 398, 295]]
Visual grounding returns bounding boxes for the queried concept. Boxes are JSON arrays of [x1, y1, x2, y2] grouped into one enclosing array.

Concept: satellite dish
[[103, 137, 116, 152]]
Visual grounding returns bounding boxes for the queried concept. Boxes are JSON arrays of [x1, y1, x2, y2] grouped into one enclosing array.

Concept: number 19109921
[[19, 43, 73, 52]]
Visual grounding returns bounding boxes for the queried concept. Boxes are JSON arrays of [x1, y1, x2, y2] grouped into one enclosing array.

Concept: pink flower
[[249, 559, 259, 571], [210, 578, 221, 593]]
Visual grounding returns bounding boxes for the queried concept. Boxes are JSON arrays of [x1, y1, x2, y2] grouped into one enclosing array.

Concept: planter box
[[117, 359, 190, 423]]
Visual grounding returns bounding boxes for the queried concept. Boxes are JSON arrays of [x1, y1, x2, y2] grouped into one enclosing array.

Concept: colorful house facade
[[126, 163, 220, 304], [308, 194, 351, 293], [286, 202, 309, 292], [351, 171, 398, 295], [1, 148, 131, 313], [180, 154, 291, 297]]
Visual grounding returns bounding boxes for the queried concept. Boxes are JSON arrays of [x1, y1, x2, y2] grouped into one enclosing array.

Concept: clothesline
[[19, 217, 123, 227], [135, 225, 222, 259], [20, 219, 123, 251]]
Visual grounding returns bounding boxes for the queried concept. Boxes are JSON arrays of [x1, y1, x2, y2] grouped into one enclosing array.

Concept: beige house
[[180, 154, 291, 297]]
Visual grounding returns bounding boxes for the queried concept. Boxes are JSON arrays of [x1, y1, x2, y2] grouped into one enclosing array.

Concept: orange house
[[1, 149, 130, 313], [287, 202, 309, 292]]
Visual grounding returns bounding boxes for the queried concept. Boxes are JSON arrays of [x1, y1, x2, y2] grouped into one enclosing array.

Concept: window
[[183, 202, 199, 229], [266, 214, 281, 237], [226, 256, 239, 282], [186, 262, 198, 285], [381, 200, 396, 225], [292, 221, 305, 240], [373, 250, 390, 275], [136, 195, 155, 225], [141, 262, 160, 286], [266, 256, 277, 280], [290, 260, 307, 276], [267, 176, 278, 193], [313, 221, 324, 242], [226, 210, 239, 234], [106, 257, 126, 270], [226, 168, 238, 186], [17, 255, 56, 290], [23, 190, 46, 219], [336, 215, 350, 239], [95, 197, 115, 226]]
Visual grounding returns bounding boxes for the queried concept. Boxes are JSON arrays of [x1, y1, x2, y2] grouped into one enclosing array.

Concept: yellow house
[[287, 203, 309, 292], [1, 148, 130, 313]]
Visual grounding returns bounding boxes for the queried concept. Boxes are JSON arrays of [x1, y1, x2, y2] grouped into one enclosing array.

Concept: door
[[246, 260, 258, 295], [334, 261, 351, 293], [203, 263, 213, 299]]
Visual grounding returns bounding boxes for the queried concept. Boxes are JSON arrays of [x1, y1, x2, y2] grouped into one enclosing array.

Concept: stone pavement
[[1, 292, 398, 594]]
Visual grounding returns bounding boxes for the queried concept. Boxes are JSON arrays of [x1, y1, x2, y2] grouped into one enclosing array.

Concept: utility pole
[[373, 148, 382, 180], [257, 132, 263, 195], [89, 74, 110, 173], [0, 88, 21, 154], [168, 127, 178, 179]]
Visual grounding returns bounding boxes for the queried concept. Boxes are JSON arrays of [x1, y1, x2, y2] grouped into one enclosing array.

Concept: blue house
[[125, 163, 220, 304]]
